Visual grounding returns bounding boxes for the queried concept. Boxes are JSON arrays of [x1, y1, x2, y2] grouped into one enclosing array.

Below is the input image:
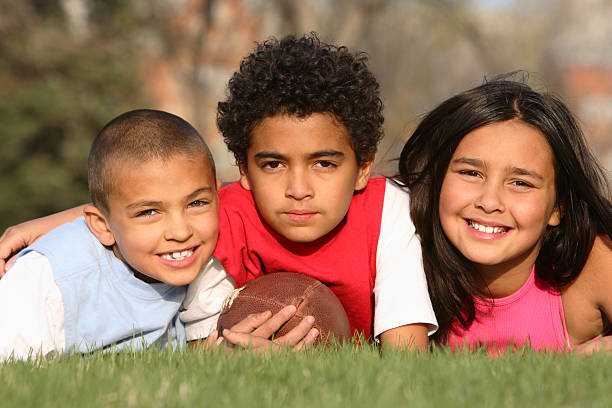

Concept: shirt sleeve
[[373, 180, 438, 338], [0, 251, 65, 360], [180, 256, 236, 341]]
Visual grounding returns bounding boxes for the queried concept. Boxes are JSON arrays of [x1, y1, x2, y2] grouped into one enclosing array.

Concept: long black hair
[[399, 76, 612, 342]]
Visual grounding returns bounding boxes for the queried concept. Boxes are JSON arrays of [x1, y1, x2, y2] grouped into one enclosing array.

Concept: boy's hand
[[573, 336, 612, 355], [210, 305, 319, 353]]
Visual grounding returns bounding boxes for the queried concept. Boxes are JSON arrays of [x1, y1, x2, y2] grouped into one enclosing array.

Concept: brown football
[[217, 272, 351, 345]]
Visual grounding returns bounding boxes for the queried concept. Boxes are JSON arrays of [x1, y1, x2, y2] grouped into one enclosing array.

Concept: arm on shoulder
[[584, 235, 612, 322], [570, 234, 612, 354], [0, 204, 87, 276]]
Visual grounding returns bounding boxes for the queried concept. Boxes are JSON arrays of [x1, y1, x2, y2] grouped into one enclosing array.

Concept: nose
[[285, 169, 314, 200], [474, 181, 505, 214], [164, 212, 193, 242]]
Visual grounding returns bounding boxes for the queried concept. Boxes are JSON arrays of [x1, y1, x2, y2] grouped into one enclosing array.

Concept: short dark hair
[[88, 109, 215, 213], [217, 33, 384, 166], [399, 75, 612, 343]]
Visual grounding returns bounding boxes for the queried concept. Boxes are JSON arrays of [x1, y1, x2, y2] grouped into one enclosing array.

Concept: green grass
[[2, 344, 612, 408]]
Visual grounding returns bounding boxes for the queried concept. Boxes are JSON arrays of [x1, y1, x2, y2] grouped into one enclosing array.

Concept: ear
[[84, 205, 116, 246], [547, 205, 562, 227], [354, 158, 374, 191], [239, 163, 252, 191]]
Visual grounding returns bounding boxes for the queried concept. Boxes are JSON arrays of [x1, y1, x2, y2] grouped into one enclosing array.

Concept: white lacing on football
[[222, 287, 246, 310]]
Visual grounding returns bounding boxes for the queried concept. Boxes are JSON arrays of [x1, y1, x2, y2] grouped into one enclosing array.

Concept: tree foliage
[[0, 1, 150, 230]]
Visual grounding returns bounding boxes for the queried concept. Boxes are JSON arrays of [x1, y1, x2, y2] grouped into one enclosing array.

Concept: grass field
[[2, 344, 612, 408]]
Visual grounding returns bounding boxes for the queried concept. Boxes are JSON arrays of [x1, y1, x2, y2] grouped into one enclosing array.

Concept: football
[[217, 272, 351, 345]]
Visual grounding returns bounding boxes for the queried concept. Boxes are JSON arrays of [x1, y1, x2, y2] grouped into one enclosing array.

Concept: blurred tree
[[0, 0, 151, 231]]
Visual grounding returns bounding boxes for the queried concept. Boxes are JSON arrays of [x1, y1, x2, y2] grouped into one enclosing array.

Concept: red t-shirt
[[213, 178, 387, 338]]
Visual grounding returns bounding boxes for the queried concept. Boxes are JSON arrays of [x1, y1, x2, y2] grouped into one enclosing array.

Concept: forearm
[[40, 204, 89, 228], [379, 324, 429, 352]]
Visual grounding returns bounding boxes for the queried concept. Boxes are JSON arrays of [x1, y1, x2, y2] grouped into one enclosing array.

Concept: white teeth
[[161, 249, 194, 261], [469, 221, 507, 234]]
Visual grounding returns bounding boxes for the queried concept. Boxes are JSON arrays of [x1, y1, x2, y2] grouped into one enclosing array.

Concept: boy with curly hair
[[0, 34, 436, 350], [184, 33, 436, 349]]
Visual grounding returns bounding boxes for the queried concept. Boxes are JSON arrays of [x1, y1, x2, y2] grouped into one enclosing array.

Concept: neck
[[474, 247, 540, 299]]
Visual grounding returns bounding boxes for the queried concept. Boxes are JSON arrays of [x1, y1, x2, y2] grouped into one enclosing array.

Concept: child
[[0, 109, 312, 360], [186, 33, 436, 349], [0, 34, 437, 350], [399, 77, 612, 353]]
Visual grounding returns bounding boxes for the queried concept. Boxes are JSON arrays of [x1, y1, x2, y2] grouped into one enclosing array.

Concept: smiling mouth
[[160, 247, 196, 261], [467, 220, 510, 234]]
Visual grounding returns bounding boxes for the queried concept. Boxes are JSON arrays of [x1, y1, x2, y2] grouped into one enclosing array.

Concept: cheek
[[253, 191, 276, 218], [509, 197, 552, 229], [324, 181, 355, 217], [200, 215, 220, 242], [439, 177, 463, 216]]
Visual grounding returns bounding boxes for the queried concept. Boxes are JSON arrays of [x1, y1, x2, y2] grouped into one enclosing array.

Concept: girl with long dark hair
[[400, 77, 611, 353]]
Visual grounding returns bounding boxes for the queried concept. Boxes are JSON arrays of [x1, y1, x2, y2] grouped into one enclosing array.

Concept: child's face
[[439, 120, 560, 275], [239, 113, 372, 243], [98, 154, 218, 286]]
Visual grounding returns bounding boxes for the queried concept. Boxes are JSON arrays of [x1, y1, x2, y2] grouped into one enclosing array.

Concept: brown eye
[[315, 161, 337, 169], [262, 161, 283, 169], [459, 170, 480, 177], [511, 180, 534, 189]]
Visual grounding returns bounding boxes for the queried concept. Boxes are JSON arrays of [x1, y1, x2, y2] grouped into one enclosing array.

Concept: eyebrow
[[125, 186, 213, 210], [253, 150, 345, 160], [507, 166, 544, 181], [451, 157, 485, 167], [452, 157, 544, 180]]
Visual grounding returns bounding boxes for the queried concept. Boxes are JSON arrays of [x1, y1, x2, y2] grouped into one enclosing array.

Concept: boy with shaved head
[[0, 109, 313, 360]]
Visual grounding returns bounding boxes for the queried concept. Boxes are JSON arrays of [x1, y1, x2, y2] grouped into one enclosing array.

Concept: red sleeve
[[212, 182, 262, 288]]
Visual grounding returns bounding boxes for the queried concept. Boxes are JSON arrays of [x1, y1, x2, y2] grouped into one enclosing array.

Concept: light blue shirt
[[18, 217, 186, 353]]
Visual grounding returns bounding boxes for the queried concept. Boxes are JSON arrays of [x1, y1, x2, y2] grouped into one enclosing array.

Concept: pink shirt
[[449, 266, 571, 353]]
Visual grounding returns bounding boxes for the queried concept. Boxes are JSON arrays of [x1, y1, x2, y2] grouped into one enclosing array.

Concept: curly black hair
[[217, 33, 384, 166]]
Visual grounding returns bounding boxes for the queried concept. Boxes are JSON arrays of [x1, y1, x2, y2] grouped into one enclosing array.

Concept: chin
[[464, 252, 505, 266], [281, 229, 327, 244], [162, 271, 200, 286]]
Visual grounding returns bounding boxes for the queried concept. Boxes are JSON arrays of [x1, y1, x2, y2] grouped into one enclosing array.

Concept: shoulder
[[380, 178, 414, 231], [218, 182, 258, 218], [567, 235, 612, 301], [562, 234, 612, 341], [2, 251, 57, 298], [348, 176, 391, 211], [382, 178, 410, 206], [218, 181, 251, 201], [581, 235, 612, 306], [30, 217, 93, 249]]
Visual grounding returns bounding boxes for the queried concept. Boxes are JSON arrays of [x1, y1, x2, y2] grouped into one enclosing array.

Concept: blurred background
[[1, 0, 611, 231]]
